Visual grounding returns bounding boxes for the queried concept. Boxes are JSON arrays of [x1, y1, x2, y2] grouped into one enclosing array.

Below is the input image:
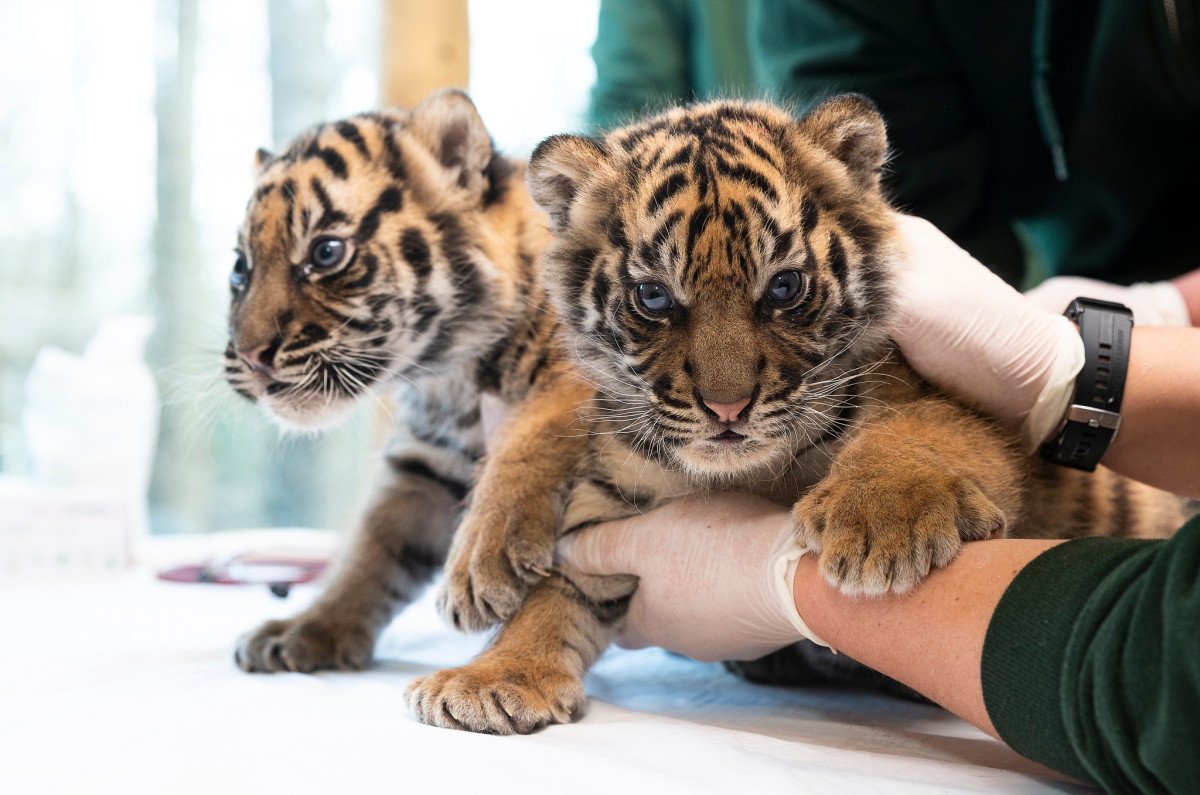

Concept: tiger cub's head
[[528, 96, 897, 478], [225, 90, 516, 430]]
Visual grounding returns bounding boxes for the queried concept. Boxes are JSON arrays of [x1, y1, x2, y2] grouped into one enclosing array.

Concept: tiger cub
[[407, 96, 1187, 733], [227, 89, 591, 674]]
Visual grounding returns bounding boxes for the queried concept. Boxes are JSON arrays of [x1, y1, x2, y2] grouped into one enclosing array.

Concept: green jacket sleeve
[[982, 515, 1200, 791]]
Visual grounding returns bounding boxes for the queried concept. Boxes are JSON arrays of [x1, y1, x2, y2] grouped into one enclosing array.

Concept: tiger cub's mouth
[[678, 428, 777, 477], [227, 350, 385, 432], [258, 386, 359, 431]]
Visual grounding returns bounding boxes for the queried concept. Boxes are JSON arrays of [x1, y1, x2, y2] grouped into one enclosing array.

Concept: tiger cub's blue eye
[[310, 237, 347, 269], [636, 282, 674, 315], [230, 253, 248, 289], [766, 270, 805, 307]]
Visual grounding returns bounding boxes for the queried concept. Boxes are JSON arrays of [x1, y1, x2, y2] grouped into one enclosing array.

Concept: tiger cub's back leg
[[1015, 461, 1190, 541], [235, 388, 482, 674], [234, 457, 464, 673]]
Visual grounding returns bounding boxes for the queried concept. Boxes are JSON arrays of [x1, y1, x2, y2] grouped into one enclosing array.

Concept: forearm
[[790, 538, 1065, 738], [1099, 326, 1200, 497], [795, 523, 1200, 790]]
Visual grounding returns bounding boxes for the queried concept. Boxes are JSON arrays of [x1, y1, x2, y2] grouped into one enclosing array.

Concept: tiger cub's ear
[[528, 134, 608, 225], [254, 148, 274, 177], [798, 94, 888, 193], [408, 88, 494, 197]]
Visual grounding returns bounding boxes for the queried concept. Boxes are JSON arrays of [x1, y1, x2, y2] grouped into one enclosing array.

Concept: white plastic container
[[21, 315, 160, 565]]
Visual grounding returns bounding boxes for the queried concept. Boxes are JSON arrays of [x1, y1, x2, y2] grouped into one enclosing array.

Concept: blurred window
[[0, 0, 598, 536]]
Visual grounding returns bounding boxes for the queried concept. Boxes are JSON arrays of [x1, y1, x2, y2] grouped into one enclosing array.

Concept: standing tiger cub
[[227, 90, 590, 674], [408, 96, 1186, 733]]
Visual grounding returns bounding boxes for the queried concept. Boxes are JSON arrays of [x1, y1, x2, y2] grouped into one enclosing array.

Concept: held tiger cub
[[408, 96, 1187, 733], [227, 89, 591, 674]]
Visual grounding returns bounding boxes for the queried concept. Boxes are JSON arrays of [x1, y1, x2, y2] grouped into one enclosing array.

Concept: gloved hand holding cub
[[558, 493, 824, 662]]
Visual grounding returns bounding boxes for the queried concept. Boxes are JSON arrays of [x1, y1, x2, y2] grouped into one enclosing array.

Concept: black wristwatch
[[1038, 297, 1134, 472]]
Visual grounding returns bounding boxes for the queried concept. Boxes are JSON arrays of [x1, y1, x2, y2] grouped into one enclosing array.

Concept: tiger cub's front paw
[[792, 464, 1006, 596], [437, 498, 556, 632], [234, 614, 374, 674], [405, 656, 586, 735]]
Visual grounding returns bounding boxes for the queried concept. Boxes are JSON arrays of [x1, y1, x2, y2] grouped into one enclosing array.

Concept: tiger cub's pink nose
[[238, 343, 276, 375], [703, 396, 751, 423]]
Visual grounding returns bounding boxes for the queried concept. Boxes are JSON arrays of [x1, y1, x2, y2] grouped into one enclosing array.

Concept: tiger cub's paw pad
[[234, 615, 374, 674], [405, 663, 586, 735], [792, 470, 1005, 596]]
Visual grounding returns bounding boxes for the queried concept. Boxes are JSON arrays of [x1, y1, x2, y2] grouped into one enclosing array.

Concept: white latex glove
[[556, 494, 826, 663], [890, 214, 1084, 449], [1024, 275, 1191, 327]]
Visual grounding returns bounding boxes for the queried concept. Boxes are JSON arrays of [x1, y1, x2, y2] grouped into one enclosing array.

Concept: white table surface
[[0, 549, 1092, 795]]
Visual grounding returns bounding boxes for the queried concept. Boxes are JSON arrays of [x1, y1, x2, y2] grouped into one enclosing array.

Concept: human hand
[[556, 494, 825, 663], [889, 214, 1084, 448], [1024, 275, 1191, 326]]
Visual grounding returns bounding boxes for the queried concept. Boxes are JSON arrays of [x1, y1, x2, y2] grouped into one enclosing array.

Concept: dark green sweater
[[752, 0, 1200, 288], [983, 515, 1200, 791]]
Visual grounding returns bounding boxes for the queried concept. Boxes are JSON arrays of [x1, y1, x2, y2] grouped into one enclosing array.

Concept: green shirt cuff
[[981, 536, 1153, 782]]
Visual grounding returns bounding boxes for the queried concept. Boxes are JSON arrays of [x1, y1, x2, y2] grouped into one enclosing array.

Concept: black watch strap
[[1039, 297, 1134, 471]]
